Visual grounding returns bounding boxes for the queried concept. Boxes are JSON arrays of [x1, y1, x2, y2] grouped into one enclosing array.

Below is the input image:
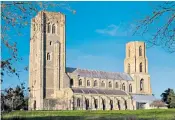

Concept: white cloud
[[95, 23, 135, 37]]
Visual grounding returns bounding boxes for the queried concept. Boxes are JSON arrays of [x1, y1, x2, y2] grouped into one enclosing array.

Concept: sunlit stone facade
[[29, 11, 155, 110]]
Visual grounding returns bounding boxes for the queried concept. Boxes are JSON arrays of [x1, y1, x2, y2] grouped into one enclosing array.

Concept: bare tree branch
[[134, 2, 175, 53], [1, 1, 75, 81]]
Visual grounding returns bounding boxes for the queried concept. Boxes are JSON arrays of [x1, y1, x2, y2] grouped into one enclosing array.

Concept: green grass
[[2, 109, 175, 120]]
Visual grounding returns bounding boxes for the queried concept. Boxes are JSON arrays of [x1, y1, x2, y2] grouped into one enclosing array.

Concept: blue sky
[[2, 1, 175, 98]]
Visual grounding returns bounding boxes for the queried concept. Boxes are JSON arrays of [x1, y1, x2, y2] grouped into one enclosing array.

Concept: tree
[[134, 2, 175, 53], [161, 88, 175, 108], [1, 83, 28, 112], [1, 1, 75, 81]]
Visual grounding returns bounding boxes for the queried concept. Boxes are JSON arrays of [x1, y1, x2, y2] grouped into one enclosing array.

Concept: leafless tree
[[134, 2, 175, 53], [1, 1, 75, 81]]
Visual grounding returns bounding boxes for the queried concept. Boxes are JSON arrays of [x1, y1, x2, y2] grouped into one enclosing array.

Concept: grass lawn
[[2, 109, 175, 120]]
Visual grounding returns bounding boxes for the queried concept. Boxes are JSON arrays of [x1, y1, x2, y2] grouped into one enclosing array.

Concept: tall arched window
[[125, 100, 127, 110], [128, 47, 130, 57], [94, 99, 98, 109], [94, 80, 97, 87], [47, 23, 51, 33], [33, 100, 36, 110], [118, 100, 120, 110], [47, 53, 50, 60], [128, 64, 130, 73], [101, 81, 105, 87], [139, 46, 142, 56], [85, 99, 89, 110], [79, 79, 82, 86], [70, 79, 73, 87], [110, 100, 113, 110], [115, 82, 118, 88], [129, 84, 132, 92], [52, 24, 56, 34], [50, 41, 52, 46], [140, 62, 142, 72], [109, 81, 112, 88], [122, 83, 125, 91], [87, 80, 90, 86], [77, 98, 80, 107], [140, 79, 144, 91]]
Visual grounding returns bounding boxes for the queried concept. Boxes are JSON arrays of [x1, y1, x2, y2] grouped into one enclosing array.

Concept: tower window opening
[[47, 53, 51, 60], [47, 23, 51, 33], [140, 79, 144, 91], [139, 46, 142, 56], [52, 24, 56, 34], [50, 41, 52, 45], [140, 62, 142, 72], [128, 64, 130, 73]]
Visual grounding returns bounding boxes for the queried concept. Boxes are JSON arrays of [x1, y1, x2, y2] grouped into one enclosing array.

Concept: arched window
[[115, 82, 119, 88], [47, 53, 50, 60], [79, 79, 82, 86], [129, 84, 132, 92], [140, 79, 144, 91], [140, 63, 142, 72], [94, 80, 97, 87], [50, 41, 52, 45], [125, 100, 127, 110], [94, 99, 98, 109], [33, 100, 36, 110], [102, 99, 106, 110], [128, 47, 130, 57], [52, 24, 56, 34], [101, 81, 105, 87], [118, 100, 120, 110], [77, 98, 80, 107], [70, 79, 73, 87], [47, 23, 51, 33], [110, 100, 113, 110], [87, 80, 90, 86], [85, 99, 89, 110], [122, 83, 125, 91], [109, 81, 112, 88], [128, 64, 130, 73], [139, 46, 142, 56]]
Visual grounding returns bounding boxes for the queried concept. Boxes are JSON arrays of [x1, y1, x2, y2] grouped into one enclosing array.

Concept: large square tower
[[29, 11, 67, 110]]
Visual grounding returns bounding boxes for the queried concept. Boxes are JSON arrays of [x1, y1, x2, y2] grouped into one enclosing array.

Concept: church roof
[[132, 94, 157, 103], [66, 67, 133, 81], [72, 87, 127, 95]]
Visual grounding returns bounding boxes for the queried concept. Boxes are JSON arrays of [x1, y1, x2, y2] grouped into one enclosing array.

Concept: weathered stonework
[[29, 11, 154, 111]]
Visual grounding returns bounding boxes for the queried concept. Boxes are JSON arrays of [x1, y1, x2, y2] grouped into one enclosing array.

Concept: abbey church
[[29, 11, 156, 110]]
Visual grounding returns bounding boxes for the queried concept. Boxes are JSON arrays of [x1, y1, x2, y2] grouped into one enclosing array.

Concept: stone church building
[[29, 11, 156, 110]]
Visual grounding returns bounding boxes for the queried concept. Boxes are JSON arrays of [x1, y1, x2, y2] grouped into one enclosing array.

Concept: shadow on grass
[[1, 116, 164, 120]]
